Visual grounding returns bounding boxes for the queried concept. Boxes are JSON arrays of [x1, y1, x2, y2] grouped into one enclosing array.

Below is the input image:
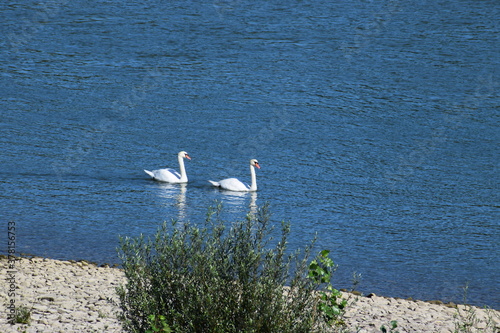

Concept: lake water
[[1, 1, 498, 309]]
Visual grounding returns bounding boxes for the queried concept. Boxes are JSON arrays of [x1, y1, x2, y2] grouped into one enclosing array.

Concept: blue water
[[1, 1, 499, 309]]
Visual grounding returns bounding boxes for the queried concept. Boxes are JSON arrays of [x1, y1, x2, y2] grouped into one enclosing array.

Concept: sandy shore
[[1, 257, 498, 332]]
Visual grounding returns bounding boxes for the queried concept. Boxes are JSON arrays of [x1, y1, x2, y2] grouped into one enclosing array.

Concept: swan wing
[[217, 178, 251, 192], [145, 168, 182, 183]]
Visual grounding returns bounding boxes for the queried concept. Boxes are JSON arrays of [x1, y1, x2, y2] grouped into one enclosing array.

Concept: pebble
[[1, 257, 499, 332], [1, 257, 124, 333]]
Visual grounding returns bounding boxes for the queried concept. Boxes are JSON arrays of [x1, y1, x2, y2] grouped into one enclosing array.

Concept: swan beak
[[185, 153, 191, 160], [254, 162, 261, 169]]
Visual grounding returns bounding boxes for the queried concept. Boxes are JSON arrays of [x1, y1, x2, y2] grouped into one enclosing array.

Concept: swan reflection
[[149, 182, 259, 224], [155, 183, 187, 221], [219, 190, 258, 217]]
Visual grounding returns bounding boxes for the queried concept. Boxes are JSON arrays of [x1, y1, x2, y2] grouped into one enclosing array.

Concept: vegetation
[[452, 283, 498, 333], [15, 305, 31, 325], [308, 250, 347, 327], [380, 320, 399, 333], [146, 314, 172, 333], [117, 202, 347, 333]]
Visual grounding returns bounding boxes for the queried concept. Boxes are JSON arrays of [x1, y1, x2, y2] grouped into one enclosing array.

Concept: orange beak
[[185, 154, 191, 160], [255, 162, 261, 169]]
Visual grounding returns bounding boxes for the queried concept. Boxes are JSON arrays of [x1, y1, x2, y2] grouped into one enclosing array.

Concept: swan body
[[209, 159, 260, 192], [144, 151, 191, 183]]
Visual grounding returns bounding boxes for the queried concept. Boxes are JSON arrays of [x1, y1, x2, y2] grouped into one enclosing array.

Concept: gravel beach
[[1, 257, 498, 332]]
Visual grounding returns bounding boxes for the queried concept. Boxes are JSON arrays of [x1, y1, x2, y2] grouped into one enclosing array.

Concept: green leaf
[[320, 249, 330, 257]]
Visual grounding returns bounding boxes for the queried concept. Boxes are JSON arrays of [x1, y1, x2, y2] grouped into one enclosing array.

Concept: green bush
[[117, 202, 345, 333], [308, 250, 348, 327]]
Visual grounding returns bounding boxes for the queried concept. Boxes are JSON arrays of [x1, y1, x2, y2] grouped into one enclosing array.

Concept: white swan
[[144, 151, 191, 183], [209, 159, 260, 192]]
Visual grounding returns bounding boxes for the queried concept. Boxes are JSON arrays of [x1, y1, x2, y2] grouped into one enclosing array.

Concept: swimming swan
[[144, 151, 191, 183], [209, 159, 260, 191]]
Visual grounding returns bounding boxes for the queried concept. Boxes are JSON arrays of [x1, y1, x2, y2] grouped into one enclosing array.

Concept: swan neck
[[178, 155, 187, 181], [249, 165, 257, 191]]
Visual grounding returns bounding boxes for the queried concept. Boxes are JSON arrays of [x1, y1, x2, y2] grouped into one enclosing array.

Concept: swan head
[[178, 151, 191, 160], [250, 159, 260, 169]]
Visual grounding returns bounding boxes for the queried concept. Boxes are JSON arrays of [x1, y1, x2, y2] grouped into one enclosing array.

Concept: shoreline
[[6, 253, 497, 310], [1, 256, 499, 332]]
